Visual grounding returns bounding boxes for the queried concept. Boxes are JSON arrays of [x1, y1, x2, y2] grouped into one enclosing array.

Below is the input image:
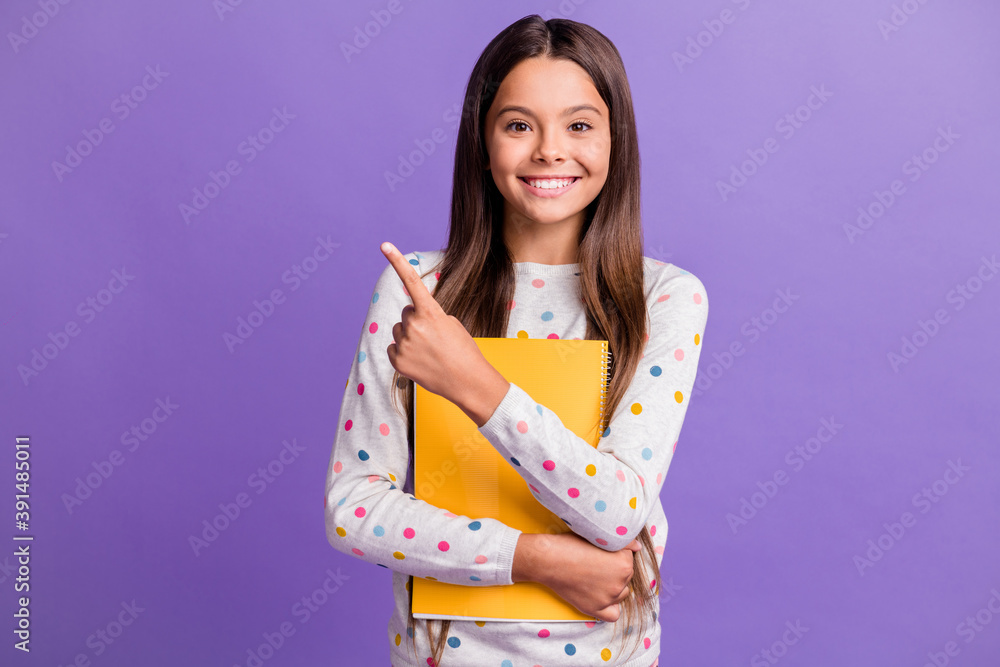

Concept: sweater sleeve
[[325, 252, 523, 586], [476, 268, 709, 552]]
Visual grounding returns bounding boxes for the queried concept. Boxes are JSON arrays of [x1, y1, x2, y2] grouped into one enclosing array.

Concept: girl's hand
[[528, 532, 642, 622], [380, 242, 493, 406]]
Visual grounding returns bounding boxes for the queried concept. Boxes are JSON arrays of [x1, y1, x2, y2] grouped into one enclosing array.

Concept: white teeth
[[525, 178, 576, 189]]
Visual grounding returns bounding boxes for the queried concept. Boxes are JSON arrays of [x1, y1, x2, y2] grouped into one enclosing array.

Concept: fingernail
[[381, 242, 392, 254]]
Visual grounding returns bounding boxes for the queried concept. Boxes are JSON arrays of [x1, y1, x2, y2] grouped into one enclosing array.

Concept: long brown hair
[[389, 14, 659, 666]]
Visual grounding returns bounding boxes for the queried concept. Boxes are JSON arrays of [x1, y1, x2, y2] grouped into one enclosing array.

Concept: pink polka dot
[[650, 525, 657, 536], [517, 421, 529, 433], [355, 507, 366, 518], [567, 488, 579, 498], [333, 461, 343, 473], [657, 294, 670, 303], [673, 440, 678, 452], [379, 423, 390, 436], [546, 333, 559, 339], [403, 527, 415, 539], [369, 322, 378, 333], [644, 638, 651, 649], [655, 545, 664, 555], [638, 475, 645, 486], [656, 472, 663, 484], [475, 555, 487, 564], [352, 547, 364, 556], [542, 460, 555, 471], [596, 538, 608, 546], [693, 292, 703, 304], [531, 278, 545, 288], [616, 526, 627, 535], [367, 475, 379, 483], [538, 629, 550, 638], [506, 300, 516, 310], [674, 348, 684, 361], [344, 420, 353, 431], [529, 484, 539, 493], [616, 470, 626, 482], [438, 541, 450, 551], [357, 383, 365, 395], [649, 579, 657, 591], [585, 621, 597, 628], [444, 512, 457, 518], [435, 272, 441, 280]]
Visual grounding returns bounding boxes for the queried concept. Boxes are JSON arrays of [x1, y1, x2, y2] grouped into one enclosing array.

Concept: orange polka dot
[[395, 633, 402, 646], [393, 551, 405, 559], [335, 527, 346, 537], [517, 330, 529, 338], [630, 402, 642, 415], [601, 648, 612, 661], [674, 391, 684, 403], [389, 473, 396, 481], [475, 621, 486, 627], [694, 333, 701, 345], [585, 464, 597, 476]]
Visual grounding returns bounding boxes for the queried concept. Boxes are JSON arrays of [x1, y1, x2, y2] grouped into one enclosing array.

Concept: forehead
[[490, 57, 606, 115]]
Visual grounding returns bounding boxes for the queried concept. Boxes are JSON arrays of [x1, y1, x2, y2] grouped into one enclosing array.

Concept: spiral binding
[[598, 341, 612, 434]]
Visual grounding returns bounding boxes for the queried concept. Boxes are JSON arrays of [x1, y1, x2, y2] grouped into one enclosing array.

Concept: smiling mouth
[[518, 176, 581, 189]]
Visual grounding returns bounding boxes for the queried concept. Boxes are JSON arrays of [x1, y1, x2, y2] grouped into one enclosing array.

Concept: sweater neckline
[[513, 261, 580, 276]]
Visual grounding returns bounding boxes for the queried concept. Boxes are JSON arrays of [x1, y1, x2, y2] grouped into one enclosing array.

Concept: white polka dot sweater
[[325, 249, 708, 666]]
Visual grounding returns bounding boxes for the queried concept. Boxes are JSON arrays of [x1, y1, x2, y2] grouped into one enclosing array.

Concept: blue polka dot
[[642, 448, 652, 460], [626, 624, 634, 635], [680, 269, 690, 275], [408, 258, 419, 266], [541, 311, 554, 321], [407, 627, 414, 638], [372, 292, 380, 304], [357, 350, 367, 363], [510, 457, 520, 466], [447, 636, 461, 648], [564, 643, 576, 655], [595, 500, 607, 512], [468, 521, 482, 531], [536, 405, 543, 416], [602, 426, 611, 438], [650, 365, 662, 377], [373, 525, 385, 537], [653, 611, 657, 622], [469, 575, 481, 581], [389, 484, 396, 490], [358, 450, 369, 461], [337, 497, 346, 506], [502, 661, 513, 667]]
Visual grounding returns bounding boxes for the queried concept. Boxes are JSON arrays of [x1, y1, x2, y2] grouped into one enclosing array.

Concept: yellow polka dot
[[389, 473, 396, 481], [694, 333, 701, 345], [426, 576, 436, 581], [393, 551, 405, 560], [585, 464, 597, 476], [475, 621, 486, 627], [517, 330, 529, 338], [395, 633, 402, 646], [335, 526, 346, 537], [674, 391, 684, 403], [629, 497, 637, 509], [630, 402, 642, 415], [405, 579, 411, 592], [601, 647, 612, 661]]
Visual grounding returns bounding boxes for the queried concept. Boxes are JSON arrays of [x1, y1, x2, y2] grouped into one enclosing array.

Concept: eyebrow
[[496, 104, 603, 118]]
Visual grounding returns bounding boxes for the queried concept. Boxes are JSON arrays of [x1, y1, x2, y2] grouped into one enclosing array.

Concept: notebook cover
[[411, 337, 610, 622]]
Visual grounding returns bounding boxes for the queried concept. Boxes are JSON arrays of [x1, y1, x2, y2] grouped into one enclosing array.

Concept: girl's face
[[483, 56, 611, 238]]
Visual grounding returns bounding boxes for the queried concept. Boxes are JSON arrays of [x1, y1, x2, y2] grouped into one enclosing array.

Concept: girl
[[325, 15, 708, 667]]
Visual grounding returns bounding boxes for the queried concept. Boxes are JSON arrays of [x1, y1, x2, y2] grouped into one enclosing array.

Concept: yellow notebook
[[412, 337, 611, 622]]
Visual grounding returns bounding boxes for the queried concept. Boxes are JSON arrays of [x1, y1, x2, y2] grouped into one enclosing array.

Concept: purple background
[[2, 1, 998, 665]]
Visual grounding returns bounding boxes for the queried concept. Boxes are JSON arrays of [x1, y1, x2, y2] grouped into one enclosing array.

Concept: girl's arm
[[476, 267, 709, 552], [325, 257, 522, 587]]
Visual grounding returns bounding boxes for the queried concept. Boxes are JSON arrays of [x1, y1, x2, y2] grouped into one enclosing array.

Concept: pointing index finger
[[381, 242, 433, 308]]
